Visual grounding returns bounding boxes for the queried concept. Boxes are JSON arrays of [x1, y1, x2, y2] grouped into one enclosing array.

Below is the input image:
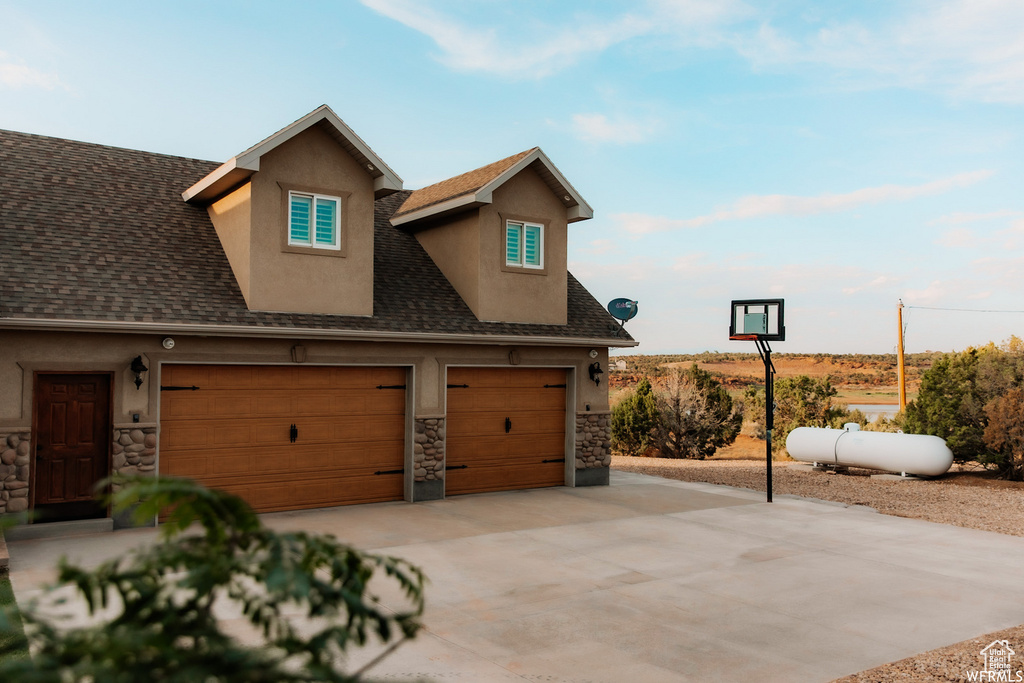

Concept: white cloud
[[0, 51, 61, 89], [936, 228, 978, 249], [930, 210, 1022, 225], [362, 1, 1024, 101], [615, 170, 994, 235], [842, 275, 893, 295], [359, 0, 651, 78], [736, 0, 1024, 103], [570, 113, 659, 144]]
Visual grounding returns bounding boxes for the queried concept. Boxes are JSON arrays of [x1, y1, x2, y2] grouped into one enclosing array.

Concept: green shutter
[[290, 194, 312, 245], [314, 197, 337, 246], [506, 222, 522, 265], [524, 224, 541, 266]]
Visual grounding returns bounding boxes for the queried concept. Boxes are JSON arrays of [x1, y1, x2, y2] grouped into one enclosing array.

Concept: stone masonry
[[0, 430, 31, 514], [414, 417, 445, 482], [112, 426, 157, 480], [575, 412, 611, 470]]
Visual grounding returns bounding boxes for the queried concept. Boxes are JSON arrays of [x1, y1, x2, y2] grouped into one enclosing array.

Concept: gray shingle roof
[[0, 129, 633, 344]]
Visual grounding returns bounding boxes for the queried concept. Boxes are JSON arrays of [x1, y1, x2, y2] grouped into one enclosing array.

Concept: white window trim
[[505, 220, 544, 269], [288, 191, 341, 251]]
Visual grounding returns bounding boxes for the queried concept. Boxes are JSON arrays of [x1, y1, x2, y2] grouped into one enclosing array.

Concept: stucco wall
[[478, 166, 568, 325], [247, 125, 376, 316], [413, 211, 481, 315], [0, 330, 611, 511], [0, 331, 609, 425], [207, 183, 253, 303]]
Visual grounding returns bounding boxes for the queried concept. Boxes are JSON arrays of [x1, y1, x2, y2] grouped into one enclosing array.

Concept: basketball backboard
[[729, 299, 785, 341]]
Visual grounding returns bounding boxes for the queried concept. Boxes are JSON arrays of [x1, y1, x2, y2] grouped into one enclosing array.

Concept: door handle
[[289, 424, 298, 443], [505, 417, 511, 434]]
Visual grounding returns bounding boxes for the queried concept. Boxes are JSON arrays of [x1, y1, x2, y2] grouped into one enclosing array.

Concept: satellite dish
[[607, 298, 638, 321]]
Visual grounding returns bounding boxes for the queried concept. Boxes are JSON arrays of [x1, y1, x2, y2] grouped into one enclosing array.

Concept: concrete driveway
[[8, 470, 1024, 682]]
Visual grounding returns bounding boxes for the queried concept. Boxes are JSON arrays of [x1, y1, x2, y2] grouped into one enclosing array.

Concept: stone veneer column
[[575, 412, 611, 487], [413, 417, 445, 501], [111, 426, 158, 529], [112, 426, 158, 479], [0, 430, 31, 514]]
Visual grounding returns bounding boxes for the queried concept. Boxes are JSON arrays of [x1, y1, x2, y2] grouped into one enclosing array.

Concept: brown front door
[[34, 373, 112, 521]]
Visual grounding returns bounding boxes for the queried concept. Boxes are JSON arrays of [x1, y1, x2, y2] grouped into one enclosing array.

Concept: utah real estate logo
[[968, 640, 1022, 682]]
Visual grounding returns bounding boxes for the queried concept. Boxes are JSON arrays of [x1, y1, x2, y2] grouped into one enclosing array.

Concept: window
[[505, 221, 543, 269], [289, 192, 340, 250]]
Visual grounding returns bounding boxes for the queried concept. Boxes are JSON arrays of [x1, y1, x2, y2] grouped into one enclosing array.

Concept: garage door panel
[[445, 461, 563, 496], [216, 473, 403, 513], [446, 367, 567, 496], [160, 365, 407, 512]]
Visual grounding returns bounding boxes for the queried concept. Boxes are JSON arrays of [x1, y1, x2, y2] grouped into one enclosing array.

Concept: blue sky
[[3, 0, 1024, 354]]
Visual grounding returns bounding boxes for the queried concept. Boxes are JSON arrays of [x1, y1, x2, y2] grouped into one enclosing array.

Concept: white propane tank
[[786, 425, 954, 477]]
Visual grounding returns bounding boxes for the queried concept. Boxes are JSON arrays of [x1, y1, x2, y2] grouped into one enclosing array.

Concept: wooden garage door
[[159, 365, 406, 512], [445, 367, 567, 496]]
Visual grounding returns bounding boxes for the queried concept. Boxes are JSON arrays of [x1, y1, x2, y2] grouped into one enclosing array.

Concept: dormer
[[391, 148, 592, 325], [183, 106, 402, 316]]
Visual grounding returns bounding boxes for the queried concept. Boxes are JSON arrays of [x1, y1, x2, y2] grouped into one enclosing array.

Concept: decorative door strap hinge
[[374, 468, 405, 475], [160, 385, 199, 391], [376, 384, 407, 390], [446, 384, 469, 388], [445, 464, 468, 470]]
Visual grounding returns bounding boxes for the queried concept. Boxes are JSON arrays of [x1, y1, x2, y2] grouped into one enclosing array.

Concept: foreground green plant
[[0, 569, 28, 663], [0, 477, 426, 681]]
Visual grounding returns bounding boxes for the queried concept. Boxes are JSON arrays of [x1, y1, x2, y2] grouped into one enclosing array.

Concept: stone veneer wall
[[413, 417, 445, 482], [112, 426, 157, 478], [0, 431, 31, 514], [575, 412, 611, 469]]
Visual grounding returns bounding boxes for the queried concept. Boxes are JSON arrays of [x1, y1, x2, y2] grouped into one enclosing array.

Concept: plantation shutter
[[314, 197, 338, 247], [290, 194, 312, 245], [506, 222, 522, 265], [524, 224, 541, 267]]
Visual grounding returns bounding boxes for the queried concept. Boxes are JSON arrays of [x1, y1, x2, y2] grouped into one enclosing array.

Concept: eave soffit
[[181, 105, 404, 205]]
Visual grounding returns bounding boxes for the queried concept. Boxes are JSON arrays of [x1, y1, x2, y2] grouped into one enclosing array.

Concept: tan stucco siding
[[0, 331, 609, 428], [413, 211, 481, 316], [207, 183, 253, 304], [478, 167, 568, 325], [248, 125, 375, 316]]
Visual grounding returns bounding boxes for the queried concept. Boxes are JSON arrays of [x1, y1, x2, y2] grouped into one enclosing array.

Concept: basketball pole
[[897, 299, 907, 412], [752, 337, 775, 503]]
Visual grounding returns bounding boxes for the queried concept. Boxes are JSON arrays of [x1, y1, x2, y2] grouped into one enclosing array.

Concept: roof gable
[[391, 147, 593, 228], [182, 105, 403, 205]]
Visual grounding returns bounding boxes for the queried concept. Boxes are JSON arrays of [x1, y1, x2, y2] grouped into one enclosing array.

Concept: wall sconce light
[[130, 355, 148, 390], [588, 362, 604, 386]]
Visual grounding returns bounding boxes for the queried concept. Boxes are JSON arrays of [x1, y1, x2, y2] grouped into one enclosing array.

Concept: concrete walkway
[[8, 470, 1024, 682]]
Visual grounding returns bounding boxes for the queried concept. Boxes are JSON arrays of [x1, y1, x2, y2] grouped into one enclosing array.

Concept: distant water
[[847, 403, 899, 421]]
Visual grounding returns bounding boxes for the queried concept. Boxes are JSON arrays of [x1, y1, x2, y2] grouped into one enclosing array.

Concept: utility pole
[[897, 299, 907, 412]]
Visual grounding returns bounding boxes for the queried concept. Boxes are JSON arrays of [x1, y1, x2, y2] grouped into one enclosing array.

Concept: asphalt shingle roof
[[0, 130, 632, 344], [392, 148, 535, 219]]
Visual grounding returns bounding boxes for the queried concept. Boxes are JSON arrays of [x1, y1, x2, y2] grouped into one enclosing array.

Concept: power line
[[905, 305, 1024, 314]]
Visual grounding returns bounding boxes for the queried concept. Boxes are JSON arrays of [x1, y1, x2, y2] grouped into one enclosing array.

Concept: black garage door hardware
[[445, 464, 468, 470], [374, 468, 404, 475], [160, 385, 199, 391], [446, 383, 469, 388], [544, 384, 567, 388], [376, 384, 406, 389], [542, 458, 566, 463]]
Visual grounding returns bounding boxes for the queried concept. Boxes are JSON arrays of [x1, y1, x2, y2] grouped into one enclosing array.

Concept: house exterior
[[0, 105, 636, 526]]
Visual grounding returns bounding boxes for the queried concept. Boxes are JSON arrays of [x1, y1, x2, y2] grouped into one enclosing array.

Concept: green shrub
[[0, 477, 426, 682]]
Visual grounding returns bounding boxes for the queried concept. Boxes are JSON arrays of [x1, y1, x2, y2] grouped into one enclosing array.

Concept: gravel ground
[[611, 456, 1024, 682]]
